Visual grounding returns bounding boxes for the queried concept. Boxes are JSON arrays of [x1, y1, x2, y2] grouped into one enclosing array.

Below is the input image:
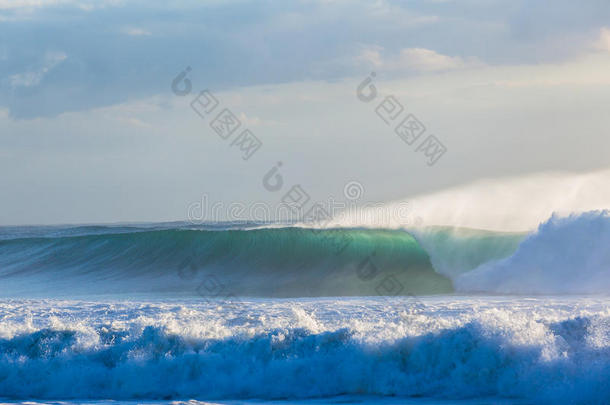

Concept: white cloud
[[8, 51, 67, 88], [2, 51, 610, 224], [237, 112, 280, 127], [357, 46, 479, 73], [0, 0, 64, 9], [0, 0, 121, 10], [356, 45, 384, 68], [238, 112, 262, 127], [398, 48, 470, 72], [594, 27, 610, 52]]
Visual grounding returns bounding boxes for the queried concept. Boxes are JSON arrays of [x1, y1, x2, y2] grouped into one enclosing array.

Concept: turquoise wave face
[[0, 224, 524, 298], [411, 226, 526, 278]]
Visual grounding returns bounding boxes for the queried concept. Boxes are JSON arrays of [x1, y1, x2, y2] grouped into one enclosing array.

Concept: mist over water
[[330, 168, 610, 232]]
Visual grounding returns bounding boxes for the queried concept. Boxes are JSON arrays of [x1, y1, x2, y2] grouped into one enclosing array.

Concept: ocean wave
[[456, 210, 610, 294], [2, 211, 610, 297], [0, 298, 609, 403], [0, 226, 457, 297]]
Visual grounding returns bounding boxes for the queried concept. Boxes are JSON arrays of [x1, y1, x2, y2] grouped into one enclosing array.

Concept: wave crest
[[456, 210, 610, 294]]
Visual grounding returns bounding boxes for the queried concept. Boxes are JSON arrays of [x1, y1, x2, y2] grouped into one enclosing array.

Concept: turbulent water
[[1, 211, 610, 403], [1, 297, 610, 404]]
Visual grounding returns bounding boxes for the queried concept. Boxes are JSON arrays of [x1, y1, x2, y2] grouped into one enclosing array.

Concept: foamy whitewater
[[1, 297, 610, 404], [1, 210, 610, 404]]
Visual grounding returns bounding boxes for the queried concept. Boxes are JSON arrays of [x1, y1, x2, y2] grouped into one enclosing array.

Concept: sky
[[1, 0, 609, 226]]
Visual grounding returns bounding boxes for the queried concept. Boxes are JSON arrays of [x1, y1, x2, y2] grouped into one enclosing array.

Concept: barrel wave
[[0, 225, 459, 297], [2, 210, 608, 298]]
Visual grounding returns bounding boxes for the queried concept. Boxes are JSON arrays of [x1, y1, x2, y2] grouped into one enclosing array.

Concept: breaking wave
[[0, 225, 454, 297], [456, 210, 610, 294], [0, 298, 609, 403], [1, 210, 610, 297]]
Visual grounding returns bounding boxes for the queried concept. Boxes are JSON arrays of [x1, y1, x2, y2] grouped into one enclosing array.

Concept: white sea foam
[[0, 297, 609, 404], [456, 211, 610, 294]]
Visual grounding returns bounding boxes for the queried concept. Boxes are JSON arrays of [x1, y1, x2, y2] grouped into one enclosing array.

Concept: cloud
[[1, 0, 610, 119], [237, 112, 280, 127], [397, 48, 470, 72], [0, 0, 120, 10], [357, 46, 479, 73], [0, 0, 65, 9], [594, 27, 610, 52], [8, 51, 67, 88], [2, 51, 610, 224], [356, 45, 384, 68]]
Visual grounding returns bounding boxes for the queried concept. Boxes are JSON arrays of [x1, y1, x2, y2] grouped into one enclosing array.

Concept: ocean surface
[[1, 211, 610, 404], [1, 296, 609, 404]]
